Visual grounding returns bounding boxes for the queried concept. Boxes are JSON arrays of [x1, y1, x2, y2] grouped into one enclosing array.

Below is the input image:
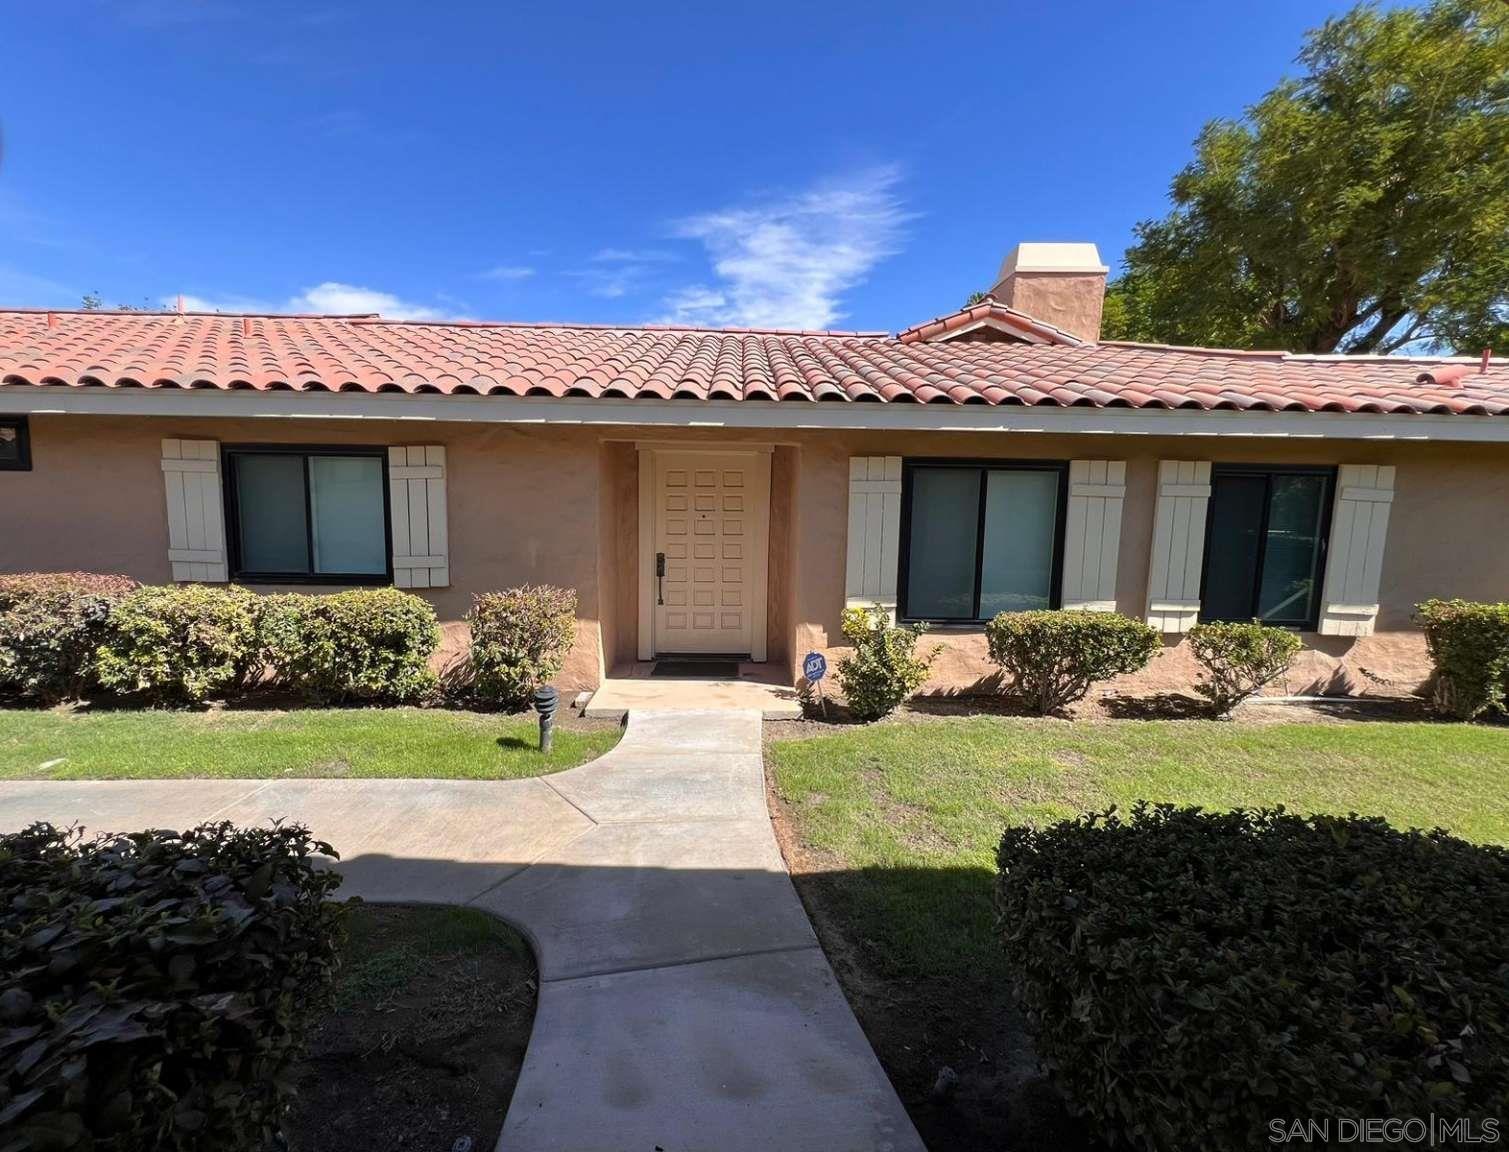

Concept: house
[[3, 243, 1507, 700]]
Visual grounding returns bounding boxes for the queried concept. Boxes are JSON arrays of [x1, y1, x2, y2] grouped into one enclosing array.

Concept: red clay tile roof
[[1, 308, 1507, 415], [897, 299, 1084, 345]]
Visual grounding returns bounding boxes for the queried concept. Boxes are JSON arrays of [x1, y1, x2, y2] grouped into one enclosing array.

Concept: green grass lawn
[[766, 714, 1509, 1150], [0, 707, 620, 780]]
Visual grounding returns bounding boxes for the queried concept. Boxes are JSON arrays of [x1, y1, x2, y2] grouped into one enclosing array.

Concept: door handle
[[656, 552, 666, 605]]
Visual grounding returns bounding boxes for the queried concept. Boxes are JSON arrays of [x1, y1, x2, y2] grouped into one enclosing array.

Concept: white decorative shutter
[[389, 446, 450, 588], [1317, 465, 1395, 636], [1060, 460, 1126, 611], [1145, 460, 1211, 633], [161, 439, 227, 582], [845, 456, 902, 616]]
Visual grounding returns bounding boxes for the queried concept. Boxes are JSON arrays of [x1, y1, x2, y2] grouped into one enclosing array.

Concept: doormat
[[651, 659, 741, 679]]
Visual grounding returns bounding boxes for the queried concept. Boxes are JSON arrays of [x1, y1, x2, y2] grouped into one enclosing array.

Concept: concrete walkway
[[0, 710, 924, 1152]]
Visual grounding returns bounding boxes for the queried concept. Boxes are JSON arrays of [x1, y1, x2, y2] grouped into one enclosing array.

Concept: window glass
[[0, 418, 27, 470], [230, 450, 387, 579], [1202, 469, 1330, 627], [309, 456, 387, 575], [1202, 474, 1266, 623], [234, 454, 309, 573], [1257, 474, 1327, 625], [905, 468, 980, 619], [979, 470, 1058, 616]]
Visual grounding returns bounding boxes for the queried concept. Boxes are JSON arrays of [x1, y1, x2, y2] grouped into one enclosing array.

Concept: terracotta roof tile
[[0, 309, 1507, 417]]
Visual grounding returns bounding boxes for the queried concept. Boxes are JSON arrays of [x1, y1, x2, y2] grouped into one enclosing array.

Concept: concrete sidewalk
[[0, 710, 924, 1152]]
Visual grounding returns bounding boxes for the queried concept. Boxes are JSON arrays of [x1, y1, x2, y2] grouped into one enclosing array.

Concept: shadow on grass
[[789, 863, 1101, 1152]]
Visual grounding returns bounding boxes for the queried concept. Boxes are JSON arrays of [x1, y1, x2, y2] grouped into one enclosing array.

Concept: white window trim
[[389, 445, 450, 588], [845, 456, 902, 619], [1317, 465, 1396, 636], [1060, 460, 1125, 611], [1145, 461, 1211, 633], [161, 438, 227, 582]]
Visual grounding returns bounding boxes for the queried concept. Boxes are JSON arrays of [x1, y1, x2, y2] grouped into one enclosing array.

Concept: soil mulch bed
[[765, 689, 1430, 742], [283, 902, 536, 1152]]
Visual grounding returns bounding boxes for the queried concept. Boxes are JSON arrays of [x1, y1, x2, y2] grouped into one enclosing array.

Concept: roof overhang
[[7, 386, 1509, 442]]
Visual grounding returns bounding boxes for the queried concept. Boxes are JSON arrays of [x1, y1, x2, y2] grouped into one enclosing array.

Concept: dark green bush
[[985, 609, 1160, 714], [259, 588, 440, 704], [465, 586, 578, 709], [0, 821, 344, 1151], [1415, 598, 1509, 719], [93, 585, 261, 705], [997, 804, 1509, 1152], [1188, 619, 1303, 717], [0, 573, 138, 702], [835, 604, 937, 721]]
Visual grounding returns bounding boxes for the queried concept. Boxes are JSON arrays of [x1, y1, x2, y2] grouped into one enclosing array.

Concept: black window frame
[[222, 444, 393, 585], [897, 457, 1069, 624], [0, 416, 31, 471], [1198, 463, 1336, 631]]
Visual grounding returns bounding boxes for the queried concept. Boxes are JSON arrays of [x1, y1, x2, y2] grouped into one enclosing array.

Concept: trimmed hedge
[[259, 588, 440, 704], [986, 609, 1160, 714], [835, 604, 937, 721], [93, 585, 262, 706], [0, 573, 138, 703], [1415, 598, 1509, 720], [0, 821, 344, 1151], [997, 804, 1509, 1152], [465, 586, 578, 709], [1188, 620, 1302, 717]]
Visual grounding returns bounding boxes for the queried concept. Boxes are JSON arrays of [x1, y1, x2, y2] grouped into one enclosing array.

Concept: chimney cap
[[998, 243, 1108, 279]]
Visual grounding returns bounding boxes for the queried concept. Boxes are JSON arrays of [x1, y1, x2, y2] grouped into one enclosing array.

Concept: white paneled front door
[[647, 449, 770, 658]]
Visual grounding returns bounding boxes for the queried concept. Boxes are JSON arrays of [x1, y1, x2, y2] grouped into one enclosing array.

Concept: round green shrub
[[997, 804, 1509, 1151], [0, 572, 138, 703], [985, 609, 1160, 714], [1188, 619, 1303, 717], [94, 584, 261, 705], [1415, 598, 1509, 719], [0, 820, 344, 1151], [465, 585, 578, 709], [835, 604, 937, 721], [259, 587, 440, 704]]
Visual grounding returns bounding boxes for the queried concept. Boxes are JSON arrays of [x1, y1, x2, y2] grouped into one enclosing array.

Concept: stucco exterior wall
[[992, 272, 1107, 342], [4, 414, 1508, 701], [2, 415, 610, 693], [786, 431, 1509, 699]]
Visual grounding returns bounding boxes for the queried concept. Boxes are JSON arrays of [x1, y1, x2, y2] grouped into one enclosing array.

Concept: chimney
[[989, 243, 1109, 342]]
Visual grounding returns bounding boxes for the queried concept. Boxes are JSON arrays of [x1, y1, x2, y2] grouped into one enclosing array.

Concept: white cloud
[[292, 282, 445, 319], [477, 264, 536, 282], [568, 265, 646, 299], [656, 166, 907, 330], [171, 292, 273, 313], [164, 281, 449, 320], [592, 247, 677, 264]]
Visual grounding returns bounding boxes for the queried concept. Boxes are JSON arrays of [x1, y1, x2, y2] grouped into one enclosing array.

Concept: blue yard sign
[[802, 651, 828, 682]]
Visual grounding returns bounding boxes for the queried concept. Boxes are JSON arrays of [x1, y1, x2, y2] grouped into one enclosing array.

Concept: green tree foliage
[[1103, 0, 1509, 354]]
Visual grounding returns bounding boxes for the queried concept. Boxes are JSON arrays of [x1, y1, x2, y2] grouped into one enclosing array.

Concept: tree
[[1103, 0, 1509, 354], [80, 293, 154, 312]]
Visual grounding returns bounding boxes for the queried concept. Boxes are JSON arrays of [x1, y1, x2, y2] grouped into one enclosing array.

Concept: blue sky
[[4, 1, 1356, 332]]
